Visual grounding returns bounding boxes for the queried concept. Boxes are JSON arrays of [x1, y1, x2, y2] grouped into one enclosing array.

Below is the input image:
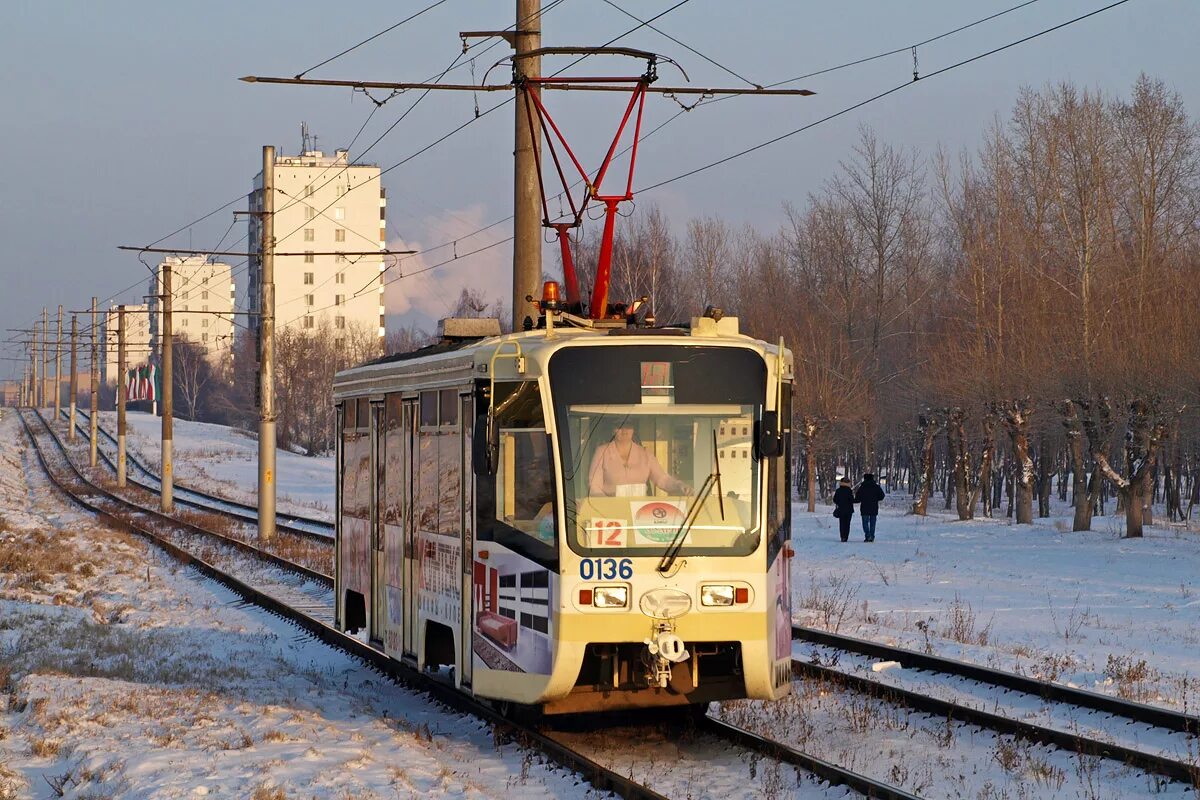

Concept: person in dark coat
[[854, 473, 885, 542], [832, 477, 855, 542]]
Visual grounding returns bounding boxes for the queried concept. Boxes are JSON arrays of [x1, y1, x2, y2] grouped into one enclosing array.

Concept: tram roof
[[333, 317, 791, 401]]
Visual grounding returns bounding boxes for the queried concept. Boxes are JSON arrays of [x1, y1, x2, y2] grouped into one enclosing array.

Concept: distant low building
[[103, 304, 151, 386]]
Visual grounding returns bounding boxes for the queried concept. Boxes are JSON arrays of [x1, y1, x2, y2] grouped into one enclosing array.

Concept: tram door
[[402, 397, 419, 658], [369, 400, 386, 645], [459, 392, 474, 688]]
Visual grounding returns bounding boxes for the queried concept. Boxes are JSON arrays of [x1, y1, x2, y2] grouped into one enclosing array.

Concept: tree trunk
[[1059, 400, 1093, 531], [949, 408, 973, 520], [912, 412, 939, 516], [801, 419, 820, 513], [1037, 435, 1051, 518]]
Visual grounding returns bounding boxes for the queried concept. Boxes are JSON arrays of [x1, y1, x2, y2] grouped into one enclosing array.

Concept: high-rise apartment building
[[147, 256, 235, 368], [246, 148, 386, 346], [103, 304, 151, 386]]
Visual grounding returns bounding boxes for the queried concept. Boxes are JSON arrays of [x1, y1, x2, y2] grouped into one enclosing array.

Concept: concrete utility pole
[[258, 145, 277, 543], [40, 308, 47, 408], [54, 305, 63, 420], [117, 305, 127, 488], [31, 323, 39, 408], [68, 315, 77, 441], [90, 297, 98, 467], [160, 262, 174, 512], [513, 0, 542, 331]]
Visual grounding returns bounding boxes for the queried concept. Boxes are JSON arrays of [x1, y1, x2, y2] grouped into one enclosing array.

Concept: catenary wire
[[599, 0, 760, 87], [638, 0, 1134, 193], [294, 0, 455, 79]]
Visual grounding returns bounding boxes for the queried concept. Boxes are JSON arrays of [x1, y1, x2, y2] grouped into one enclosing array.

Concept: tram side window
[[341, 400, 370, 522], [477, 381, 556, 567], [766, 383, 792, 562], [382, 394, 404, 528]]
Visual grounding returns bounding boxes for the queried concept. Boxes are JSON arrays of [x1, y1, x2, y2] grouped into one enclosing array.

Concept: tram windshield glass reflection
[[549, 346, 767, 557]]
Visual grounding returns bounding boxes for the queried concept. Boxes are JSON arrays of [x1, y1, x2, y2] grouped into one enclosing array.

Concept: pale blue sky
[[1, 0, 1194, 379]]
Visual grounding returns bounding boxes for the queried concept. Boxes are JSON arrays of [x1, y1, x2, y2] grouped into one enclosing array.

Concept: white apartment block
[[246, 148, 386, 346], [103, 304, 151, 386], [148, 256, 235, 369]]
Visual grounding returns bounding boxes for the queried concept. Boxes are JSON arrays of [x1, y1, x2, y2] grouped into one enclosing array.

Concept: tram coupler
[[644, 620, 690, 688]]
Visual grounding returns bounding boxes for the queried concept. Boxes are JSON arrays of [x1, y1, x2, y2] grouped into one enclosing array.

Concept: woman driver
[[588, 422, 691, 497]]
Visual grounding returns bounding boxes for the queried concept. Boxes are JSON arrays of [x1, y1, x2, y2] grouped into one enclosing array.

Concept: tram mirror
[[757, 411, 782, 459], [472, 413, 497, 476]]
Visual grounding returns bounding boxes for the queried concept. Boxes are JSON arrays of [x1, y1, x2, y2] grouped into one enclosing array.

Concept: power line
[[638, 0, 1134, 194], [295, 0, 455, 79], [599, 0, 760, 88], [767, 0, 1044, 87], [300, 0, 694, 214], [270, 0, 1058, 279]]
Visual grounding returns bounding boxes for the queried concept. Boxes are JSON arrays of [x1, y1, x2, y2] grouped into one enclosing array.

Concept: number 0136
[[579, 558, 633, 580]]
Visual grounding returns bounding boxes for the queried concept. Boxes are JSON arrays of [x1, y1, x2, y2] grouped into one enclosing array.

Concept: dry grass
[[30, 736, 61, 758], [0, 763, 23, 800], [250, 784, 287, 800], [0, 529, 83, 591], [942, 594, 995, 646], [1103, 653, 1156, 701], [800, 573, 858, 631]]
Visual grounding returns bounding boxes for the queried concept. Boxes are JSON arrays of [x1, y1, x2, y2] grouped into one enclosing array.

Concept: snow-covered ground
[[0, 413, 601, 799], [8, 409, 1200, 798], [790, 499, 1200, 713], [95, 410, 334, 522]]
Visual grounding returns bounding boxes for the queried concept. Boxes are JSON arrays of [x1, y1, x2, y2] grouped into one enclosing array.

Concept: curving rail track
[[791, 624, 1200, 787], [23, 407, 916, 800]]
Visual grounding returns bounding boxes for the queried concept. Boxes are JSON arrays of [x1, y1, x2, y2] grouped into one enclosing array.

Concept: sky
[[1, 0, 1196, 382]]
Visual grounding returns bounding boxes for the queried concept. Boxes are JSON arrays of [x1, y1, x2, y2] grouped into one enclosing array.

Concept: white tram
[[333, 307, 794, 714]]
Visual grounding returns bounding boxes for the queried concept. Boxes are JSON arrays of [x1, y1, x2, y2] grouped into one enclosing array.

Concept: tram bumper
[[541, 610, 778, 715]]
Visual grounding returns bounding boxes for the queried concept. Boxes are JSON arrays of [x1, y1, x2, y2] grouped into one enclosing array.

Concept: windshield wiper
[[657, 430, 723, 574]]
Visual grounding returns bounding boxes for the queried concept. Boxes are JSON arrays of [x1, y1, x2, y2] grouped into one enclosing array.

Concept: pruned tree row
[[564, 76, 1199, 538]]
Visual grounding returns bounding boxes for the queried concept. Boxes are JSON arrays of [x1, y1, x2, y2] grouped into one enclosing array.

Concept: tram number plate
[[579, 558, 633, 581], [588, 518, 626, 547]]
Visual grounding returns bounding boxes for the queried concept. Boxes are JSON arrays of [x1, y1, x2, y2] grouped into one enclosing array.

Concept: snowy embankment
[[95, 410, 334, 522], [791, 498, 1200, 713], [0, 413, 596, 799]]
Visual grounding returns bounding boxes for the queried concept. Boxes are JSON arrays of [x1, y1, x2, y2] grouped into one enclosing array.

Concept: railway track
[[791, 624, 1200, 787], [66, 408, 334, 539], [22, 408, 913, 799]]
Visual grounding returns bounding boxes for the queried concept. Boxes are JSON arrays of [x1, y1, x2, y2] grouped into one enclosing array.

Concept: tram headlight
[[592, 586, 629, 608], [700, 584, 736, 607]]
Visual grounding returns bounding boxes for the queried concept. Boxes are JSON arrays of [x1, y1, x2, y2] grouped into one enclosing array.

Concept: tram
[[333, 297, 794, 714]]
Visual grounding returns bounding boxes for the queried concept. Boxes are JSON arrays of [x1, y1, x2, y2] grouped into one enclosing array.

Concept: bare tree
[[172, 337, 214, 421], [829, 126, 927, 471]]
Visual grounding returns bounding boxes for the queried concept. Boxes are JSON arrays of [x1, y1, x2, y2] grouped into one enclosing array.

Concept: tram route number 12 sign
[[586, 519, 627, 547]]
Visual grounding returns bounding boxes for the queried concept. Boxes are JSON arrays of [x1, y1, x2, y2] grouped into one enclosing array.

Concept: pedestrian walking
[[854, 473, 885, 542], [832, 477, 855, 542]]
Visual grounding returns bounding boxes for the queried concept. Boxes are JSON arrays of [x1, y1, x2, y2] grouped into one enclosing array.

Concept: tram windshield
[[549, 345, 767, 557]]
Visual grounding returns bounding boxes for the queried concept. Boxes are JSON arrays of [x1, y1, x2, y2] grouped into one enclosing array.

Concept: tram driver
[[588, 422, 692, 497]]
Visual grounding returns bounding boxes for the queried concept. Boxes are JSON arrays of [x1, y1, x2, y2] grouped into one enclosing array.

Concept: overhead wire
[[598, 0, 760, 87], [637, 0, 1134, 195], [310, 0, 1060, 272], [283, 0, 695, 319], [294, 0, 455, 79], [766, 0, 1044, 87]]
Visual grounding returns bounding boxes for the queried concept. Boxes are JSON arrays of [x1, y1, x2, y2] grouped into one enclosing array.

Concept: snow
[[789, 499, 1200, 714], [7, 407, 1200, 798], [0, 413, 602, 799], [95, 410, 334, 522]]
